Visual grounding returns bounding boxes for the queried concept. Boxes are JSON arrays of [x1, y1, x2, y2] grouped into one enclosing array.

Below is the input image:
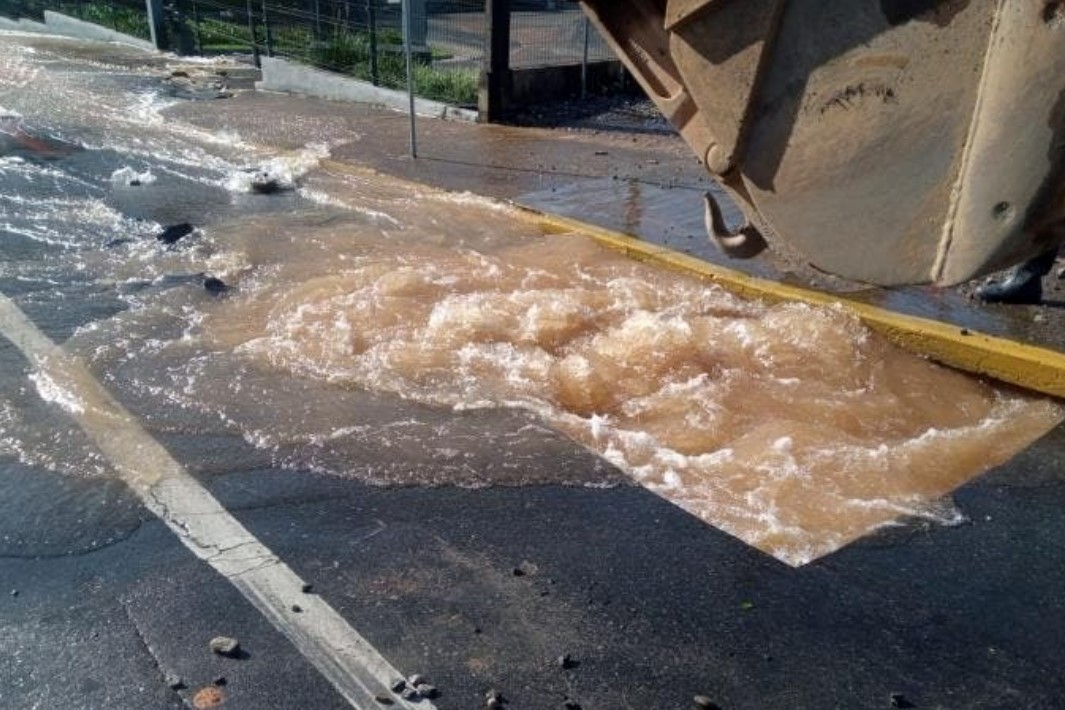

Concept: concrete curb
[[0, 16, 49, 33], [257, 56, 477, 122], [319, 157, 1065, 397], [41, 11, 156, 52], [522, 208, 1065, 399]]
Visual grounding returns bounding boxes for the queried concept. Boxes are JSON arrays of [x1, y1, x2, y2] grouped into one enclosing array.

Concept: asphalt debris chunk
[[890, 692, 915, 708], [203, 276, 228, 293], [415, 683, 439, 699], [693, 695, 722, 709], [157, 222, 194, 245], [208, 635, 241, 657]]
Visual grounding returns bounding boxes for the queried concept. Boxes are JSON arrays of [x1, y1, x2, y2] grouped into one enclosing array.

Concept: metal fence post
[[367, 0, 378, 86], [245, 0, 260, 67], [261, 0, 274, 57], [581, 14, 589, 100], [145, 0, 169, 50], [190, 0, 202, 55], [402, 0, 417, 158], [479, 0, 511, 122]]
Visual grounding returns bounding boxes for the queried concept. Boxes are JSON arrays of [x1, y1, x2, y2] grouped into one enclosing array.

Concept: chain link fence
[[510, 4, 610, 69], [0, 0, 619, 109], [0, 0, 151, 38]]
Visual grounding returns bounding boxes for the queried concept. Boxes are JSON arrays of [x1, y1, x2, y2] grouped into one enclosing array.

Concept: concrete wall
[[256, 56, 477, 122], [42, 11, 156, 51], [0, 16, 49, 33], [0, 10, 155, 52], [510, 60, 627, 107]]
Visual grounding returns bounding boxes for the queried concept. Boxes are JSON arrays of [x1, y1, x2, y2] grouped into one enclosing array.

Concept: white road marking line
[[0, 292, 432, 710]]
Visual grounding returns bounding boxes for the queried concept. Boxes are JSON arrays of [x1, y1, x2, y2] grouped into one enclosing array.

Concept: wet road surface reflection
[[70, 181, 1060, 566], [0, 33, 1060, 568]]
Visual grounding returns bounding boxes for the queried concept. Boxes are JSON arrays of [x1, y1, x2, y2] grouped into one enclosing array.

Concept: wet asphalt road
[[5, 401, 1065, 710], [2, 32, 1065, 710]]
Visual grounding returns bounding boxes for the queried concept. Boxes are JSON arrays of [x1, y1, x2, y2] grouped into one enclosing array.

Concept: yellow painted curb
[[520, 208, 1065, 400], [319, 157, 1065, 398]]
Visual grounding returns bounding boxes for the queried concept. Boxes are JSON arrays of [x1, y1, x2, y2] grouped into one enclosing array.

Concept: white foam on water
[[225, 143, 331, 194], [110, 165, 157, 185]]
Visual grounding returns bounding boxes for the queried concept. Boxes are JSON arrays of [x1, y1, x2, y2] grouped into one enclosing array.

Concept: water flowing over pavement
[[3, 31, 1065, 710]]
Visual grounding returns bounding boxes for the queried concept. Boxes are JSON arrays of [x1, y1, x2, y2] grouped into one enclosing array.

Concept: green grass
[[192, 16, 478, 106], [59, 1, 150, 39], [36, 3, 478, 107]]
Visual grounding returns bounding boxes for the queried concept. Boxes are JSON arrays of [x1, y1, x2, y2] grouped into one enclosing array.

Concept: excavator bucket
[[578, 0, 1065, 286]]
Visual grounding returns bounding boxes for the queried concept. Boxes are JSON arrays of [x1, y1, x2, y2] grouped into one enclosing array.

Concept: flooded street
[[5, 27, 1065, 710], [1, 32, 1061, 569]]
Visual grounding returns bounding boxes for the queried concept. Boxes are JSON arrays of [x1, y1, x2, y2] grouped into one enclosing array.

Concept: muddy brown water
[[112, 167, 1061, 566], [0, 33, 1060, 567]]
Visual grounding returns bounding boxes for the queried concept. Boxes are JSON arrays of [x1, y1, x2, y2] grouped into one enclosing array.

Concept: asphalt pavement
[[2, 37, 1065, 710]]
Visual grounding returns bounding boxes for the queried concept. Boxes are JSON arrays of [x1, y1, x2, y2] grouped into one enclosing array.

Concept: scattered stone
[[1034, 313, 1046, 323], [487, 698, 505, 710], [157, 222, 194, 245], [563, 699, 583, 710], [290, 604, 302, 613], [558, 653, 578, 670], [960, 328, 971, 336], [389, 678, 406, 693], [213, 676, 227, 686], [192, 685, 226, 709], [693, 695, 722, 709], [1056, 266, 1065, 279], [485, 688, 504, 702], [513, 560, 538, 577], [10, 589, 18, 597], [208, 635, 241, 657], [374, 694, 394, 705], [164, 673, 184, 690], [171, 70, 190, 78], [890, 692, 915, 708], [250, 171, 282, 195], [415, 683, 439, 699], [203, 276, 228, 294], [407, 674, 426, 687], [301, 582, 314, 594], [401, 687, 420, 701]]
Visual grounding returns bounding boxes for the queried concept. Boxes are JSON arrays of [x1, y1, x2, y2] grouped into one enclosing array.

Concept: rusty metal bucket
[[579, 0, 1065, 286]]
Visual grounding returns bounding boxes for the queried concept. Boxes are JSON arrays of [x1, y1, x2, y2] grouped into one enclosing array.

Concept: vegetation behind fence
[[0, 0, 616, 109]]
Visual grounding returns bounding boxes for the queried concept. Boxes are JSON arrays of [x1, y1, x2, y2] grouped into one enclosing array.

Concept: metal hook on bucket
[[703, 190, 768, 260]]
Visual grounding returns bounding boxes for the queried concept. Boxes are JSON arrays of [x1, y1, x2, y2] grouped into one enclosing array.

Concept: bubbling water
[[191, 198, 1062, 566]]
